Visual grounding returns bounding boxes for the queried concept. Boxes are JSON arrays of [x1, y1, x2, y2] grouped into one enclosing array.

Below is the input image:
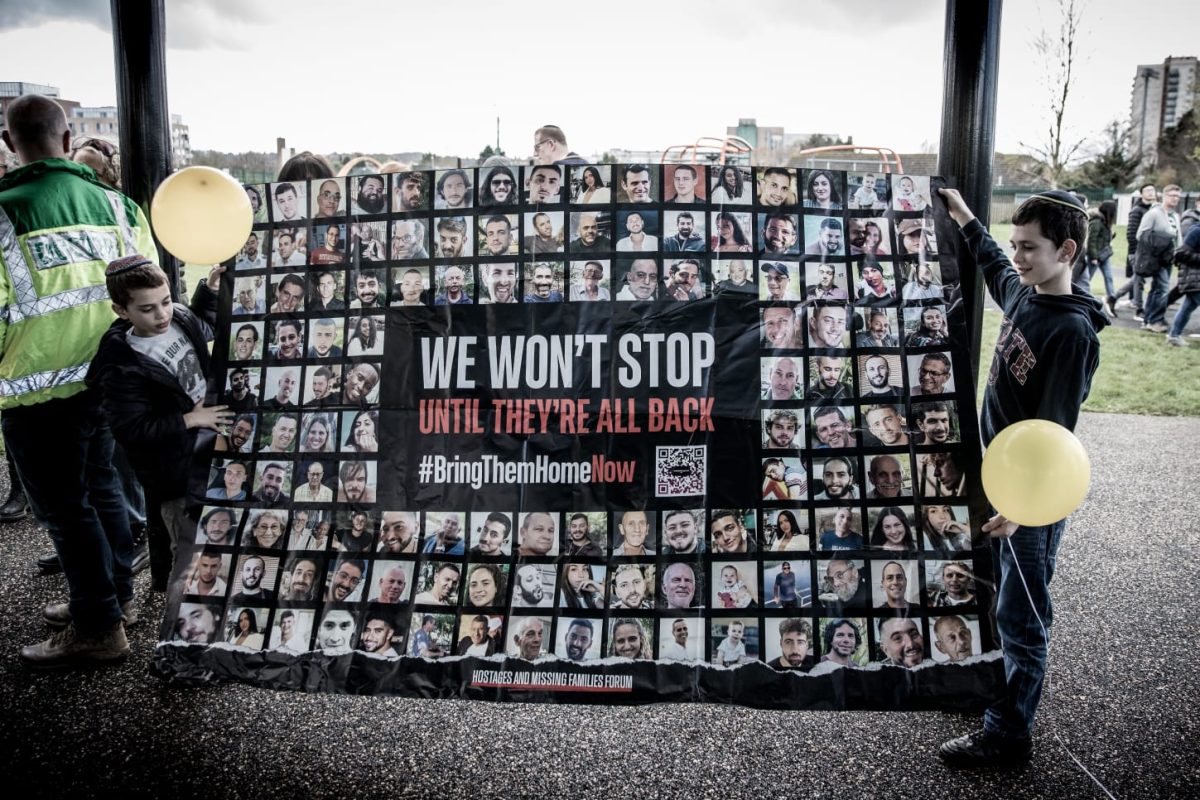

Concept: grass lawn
[[990, 222, 1130, 297], [984, 222, 1200, 416], [976, 308, 1200, 417]]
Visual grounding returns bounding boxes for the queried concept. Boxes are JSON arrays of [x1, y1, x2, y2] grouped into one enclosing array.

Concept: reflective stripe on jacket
[[0, 158, 156, 408]]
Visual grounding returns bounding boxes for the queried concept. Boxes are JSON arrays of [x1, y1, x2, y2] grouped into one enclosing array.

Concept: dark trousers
[[112, 442, 146, 526], [2, 391, 132, 633], [142, 485, 175, 589], [4, 448, 24, 501]]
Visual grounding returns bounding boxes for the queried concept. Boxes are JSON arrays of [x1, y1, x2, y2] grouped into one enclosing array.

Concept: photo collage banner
[[154, 163, 1004, 710]]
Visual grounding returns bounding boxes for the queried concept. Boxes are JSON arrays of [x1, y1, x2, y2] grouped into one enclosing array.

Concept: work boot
[[0, 484, 29, 523], [19, 621, 129, 669], [938, 729, 1032, 769], [44, 597, 141, 629]]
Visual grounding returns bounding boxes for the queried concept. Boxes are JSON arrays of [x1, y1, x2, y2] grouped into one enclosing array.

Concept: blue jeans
[[983, 518, 1067, 740], [2, 391, 132, 633], [1086, 258, 1116, 299], [1071, 256, 1115, 299], [1141, 266, 1173, 325], [1115, 275, 1147, 309], [1169, 292, 1199, 337]]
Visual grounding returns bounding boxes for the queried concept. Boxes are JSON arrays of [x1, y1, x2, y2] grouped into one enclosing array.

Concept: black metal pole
[[110, 0, 179, 298], [938, 0, 1003, 383]]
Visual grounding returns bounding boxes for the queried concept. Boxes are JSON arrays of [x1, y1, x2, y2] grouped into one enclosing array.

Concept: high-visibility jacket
[[0, 158, 156, 409]]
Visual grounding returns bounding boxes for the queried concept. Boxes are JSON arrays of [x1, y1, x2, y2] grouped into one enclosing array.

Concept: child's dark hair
[[278, 150, 333, 181], [1010, 193, 1087, 254], [105, 254, 169, 307]]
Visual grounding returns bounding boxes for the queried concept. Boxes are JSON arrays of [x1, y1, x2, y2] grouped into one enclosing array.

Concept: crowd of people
[[0, 92, 1188, 778], [1077, 183, 1199, 345], [0, 98, 416, 670], [0, 95, 237, 668]]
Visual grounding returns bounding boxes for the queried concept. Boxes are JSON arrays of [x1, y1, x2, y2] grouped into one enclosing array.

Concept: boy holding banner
[[935, 188, 1107, 767]]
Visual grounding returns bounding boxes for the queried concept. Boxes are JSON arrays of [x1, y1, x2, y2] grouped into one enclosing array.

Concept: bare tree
[[1019, 0, 1088, 188]]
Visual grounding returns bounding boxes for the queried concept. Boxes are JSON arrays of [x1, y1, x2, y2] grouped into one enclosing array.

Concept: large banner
[[155, 164, 1003, 710]]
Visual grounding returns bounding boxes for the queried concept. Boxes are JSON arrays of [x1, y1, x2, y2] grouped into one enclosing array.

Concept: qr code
[[656, 446, 706, 497]]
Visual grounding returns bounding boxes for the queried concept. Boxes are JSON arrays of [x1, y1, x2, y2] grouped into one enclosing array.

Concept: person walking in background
[[1166, 225, 1200, 347], [1136, 184, 1183, 334], [1179, 195, 1200, 237], [1073, 200, 1117, 316], [1113, 183, 1156, 316]]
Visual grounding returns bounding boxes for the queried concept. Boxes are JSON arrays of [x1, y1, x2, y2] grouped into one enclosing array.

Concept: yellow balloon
[[151, 166, 252, 264], [981, 419, 1090, 527]]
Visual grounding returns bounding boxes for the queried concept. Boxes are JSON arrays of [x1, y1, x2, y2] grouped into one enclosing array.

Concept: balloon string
[[841, 426, 940, 436], [1001, 536, 1119, 800]]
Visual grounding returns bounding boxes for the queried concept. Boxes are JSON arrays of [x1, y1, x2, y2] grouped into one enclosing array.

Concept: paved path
[[0, 411, 1196, 798]]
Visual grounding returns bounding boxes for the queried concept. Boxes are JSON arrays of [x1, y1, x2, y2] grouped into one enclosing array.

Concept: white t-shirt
[[125, 321, 207, 403], [660, 640, 694, 661], [716, 637, 746, 665]]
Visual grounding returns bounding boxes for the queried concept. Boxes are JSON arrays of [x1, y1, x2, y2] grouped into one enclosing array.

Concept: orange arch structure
[[790, 145, 905, 174], [660, 136, 754, 167], [337, 155, 383, 177]]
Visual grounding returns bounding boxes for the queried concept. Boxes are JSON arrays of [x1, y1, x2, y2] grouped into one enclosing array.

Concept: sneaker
[[1105, 297, 1118, 317], [1133, 313, 1145, 322], [36, 550, 62, 574], [43, 598, 140, 628], [939, 728, 1033, 769], [1166, 336, 1185, 347], [1115, 298, 1133, 309], [130, 534, 150, 576], [19, 622, 129, 669], [1147, 322, 1169, 333]]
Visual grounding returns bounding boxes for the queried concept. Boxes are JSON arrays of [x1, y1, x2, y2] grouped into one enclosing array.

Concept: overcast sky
[[1, 0, 1198, 162]]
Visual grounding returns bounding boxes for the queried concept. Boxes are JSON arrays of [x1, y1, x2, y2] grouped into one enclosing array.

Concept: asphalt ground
[[0, 410, 1196, 799]]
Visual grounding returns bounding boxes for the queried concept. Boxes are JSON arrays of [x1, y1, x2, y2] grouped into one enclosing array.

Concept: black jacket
[[1180, 207, 1199, 238], [86, 283, 218, 499], [1085, 212, 1114, 263], [960, 219, 1107, 445], [1135, 228, 1176, 276], [1126, 198, 1152, 257], [1175, 226, 1200, 296]]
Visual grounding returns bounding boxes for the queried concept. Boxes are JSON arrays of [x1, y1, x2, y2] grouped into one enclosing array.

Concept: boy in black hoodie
[[78, 255, 233, 594], [936, 189, 1107, 768]]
